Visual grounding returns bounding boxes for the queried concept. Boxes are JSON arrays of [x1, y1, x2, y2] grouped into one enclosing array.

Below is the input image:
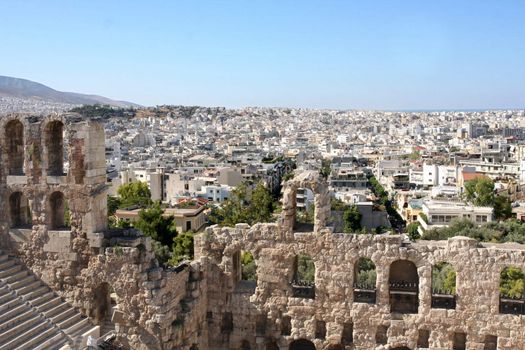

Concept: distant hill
[[0, 75, 139, 108]]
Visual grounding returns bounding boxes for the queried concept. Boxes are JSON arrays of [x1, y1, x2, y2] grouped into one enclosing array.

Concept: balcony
[[291, 280, 315, 299]]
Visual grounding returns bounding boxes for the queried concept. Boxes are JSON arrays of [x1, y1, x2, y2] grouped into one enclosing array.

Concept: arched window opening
[[9, 192, 32, 228], [294, 187, 315, 232], [45, 120, 66, 176], [289, 339, 316, 350], [431, 262, 457, 309], [6, 120, 24, 175], [499, 266, 525, 315], [93, 282, 118, 334], [389, 260, 419, 313], [49, 191, 70, 230], [236, 251, 257, 293], [291, 254, 315, 299], [353, 257, 376, 303]]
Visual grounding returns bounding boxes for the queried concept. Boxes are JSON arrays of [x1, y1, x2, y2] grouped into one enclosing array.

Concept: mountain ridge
[[0, 75, 139, 108]]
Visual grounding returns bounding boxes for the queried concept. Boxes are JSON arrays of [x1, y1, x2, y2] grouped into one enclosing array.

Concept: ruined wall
[[195, 174, 525, 350], [0, 114, 206, 350], [3, 114, 525, 350]]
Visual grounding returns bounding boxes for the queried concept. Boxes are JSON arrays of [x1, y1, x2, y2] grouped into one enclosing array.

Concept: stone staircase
[[0, 250, 99, 350]]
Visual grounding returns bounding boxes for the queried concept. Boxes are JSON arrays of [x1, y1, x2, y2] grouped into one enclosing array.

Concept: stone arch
[[5, 119, 25, 175], [289, 339, 316, 350], [238, 250, 257, 292], [9, 191, 31, 228], [389, 260, 419, 313], [291, 253, 315, 298], [499, 266, 525, 314], [353, 257, 376, 303], [44, 119, 65, 176], [48, 191, 70, 230], [280, 171, 330, 233], [93, 282, 119, 335]]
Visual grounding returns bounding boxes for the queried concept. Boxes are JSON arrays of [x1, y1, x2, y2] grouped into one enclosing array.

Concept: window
[[49, 191, 70, 230], [417, 329, 430, 348], [389, 260, 419, 313], [9, 192, 31, 228], [315, 320, 326, 339], [6, 120, 25, 175], [291, 254, 315, 299], [45, 120, 65, 176], [353, 257, 376, 303], [281, 316, 291, 335], [431, 262, 457, 309]]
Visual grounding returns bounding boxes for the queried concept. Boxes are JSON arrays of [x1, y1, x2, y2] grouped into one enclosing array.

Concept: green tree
[[432, 262, 456, 294], [343, 205, 362, 233], [330, 197, 347, 211], [134, 202, 177, 246], [118, 181, 152, 209], [107, 195, 121, 216], [241, 252, 257, 281], [247, 182, 274, 224], [464, 177, 495, 206], [296, 254, 315, 283], [406, 222, 420, 241], [320, 159, 331, 178], [494, 195, 512, 220], [209, 182, 274, 226], [355, 258, 376, 288], [169, 231, 195, 265], [500, 266, 524, 299]]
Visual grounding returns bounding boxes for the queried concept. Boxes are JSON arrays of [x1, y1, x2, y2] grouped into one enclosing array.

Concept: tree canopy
[[343, 205, 362, 233], [421, 218, 525, 244], [208, 182, 274, 226], [500, 266, 524, 299], [117, 181, 152, 209], [464, 177, 494, 207], [134, 202, 178, 246]]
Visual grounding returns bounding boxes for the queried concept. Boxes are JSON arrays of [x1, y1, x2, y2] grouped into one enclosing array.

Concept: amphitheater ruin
[[1, 113, 525, 349]]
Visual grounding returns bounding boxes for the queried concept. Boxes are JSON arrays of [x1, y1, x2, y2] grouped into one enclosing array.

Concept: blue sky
[[1, 1, 524, 109]]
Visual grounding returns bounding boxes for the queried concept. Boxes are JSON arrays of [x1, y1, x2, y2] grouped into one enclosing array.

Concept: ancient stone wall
[[3, 114, 525, 350], [194, 174, 525, 350], [0, 114, 206, 350]]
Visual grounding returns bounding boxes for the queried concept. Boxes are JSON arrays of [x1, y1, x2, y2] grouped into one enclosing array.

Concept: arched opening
[[291, 254, 315, 298], [353, 257, 376, 303], [48, 191, 70, 230], [6, 120, 24, 175], [236, 251, 257, 293], [289, 339, 316, 350], [389, 260, 418, 313], [431, 262, 457, 309], [294, 187, 315, 232], [9, 192, 32, 228], [93, 282, 118, 334], [499, 266, 525, 314], [45, 120, 65, 176], [240, 340, 251, 350]]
